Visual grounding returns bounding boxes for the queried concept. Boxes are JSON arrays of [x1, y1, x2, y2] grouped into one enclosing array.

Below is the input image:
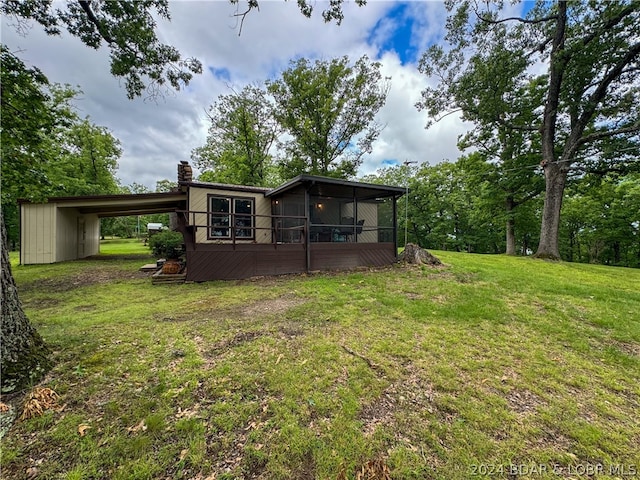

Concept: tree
[[1, 49, 123, 391], [267, 55, 389, 179], [192, 84, 280, 187], [1, 0, 202, 99], [560, 172, 640, 266], [419, 37, 546, 255], [1, 210, 51, 393], [47, 118, 122, 196], [1, 46, 56, 249], [418, 0, 640, 260]]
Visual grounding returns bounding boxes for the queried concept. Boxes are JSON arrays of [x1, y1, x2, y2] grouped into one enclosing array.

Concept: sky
[[1, 1, 527, 189]]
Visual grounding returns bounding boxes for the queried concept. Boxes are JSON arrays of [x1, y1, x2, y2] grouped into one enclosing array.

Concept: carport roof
[[18, 192, 187, 217]]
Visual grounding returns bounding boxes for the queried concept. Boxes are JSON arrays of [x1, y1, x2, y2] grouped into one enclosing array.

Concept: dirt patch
[[194, 331, 264, 367], [405, 292, 424, 300], [21, 297, 60, 310], [292, 451, 316, 480], [20, 269, 151, 294], [241, 295, 307, 317], [611, 340, 640, 357], [506, 388, 544, 415], [213, 331, 264, 351], [359, 365, 437, 436], [278, 324, 306, 339]]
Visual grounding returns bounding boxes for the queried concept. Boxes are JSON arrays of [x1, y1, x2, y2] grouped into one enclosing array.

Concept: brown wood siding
[[185, 244, 306, 281], [185, 243, 397, 281], [309, 243, 396, 271]]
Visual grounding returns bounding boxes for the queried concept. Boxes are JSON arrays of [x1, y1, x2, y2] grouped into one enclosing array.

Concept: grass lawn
[[2, 240, 639, 479]]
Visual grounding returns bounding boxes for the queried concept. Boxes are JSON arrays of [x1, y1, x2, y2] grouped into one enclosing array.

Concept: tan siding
[[21, 203, 56, 264], [84, 215, 100, 257], [188, 186, 272, 244], [55, 210, 101, 261], [56, 208, 78, 261], [357, 202, 378, 243]]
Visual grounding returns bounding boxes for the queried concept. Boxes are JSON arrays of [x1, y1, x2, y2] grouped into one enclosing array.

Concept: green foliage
[[0, 48, 122, 247], [0, 47, 55, 201], [560, 173, 640, 267], [1, 0, 202, 99], [154, 179, 177, 193], [148, 230, 184, 259], [419, 0, 640, 259], [46, 117, 121, 197], [267, 55, 389, 179], [192, 84, 280, 187]]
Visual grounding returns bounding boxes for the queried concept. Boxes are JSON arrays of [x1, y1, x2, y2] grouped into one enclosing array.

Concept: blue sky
[[369, 3, 419, 65], [0, 1, 527, 188]]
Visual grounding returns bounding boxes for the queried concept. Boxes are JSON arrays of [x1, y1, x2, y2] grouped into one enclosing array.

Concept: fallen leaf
[[21, 387, 59, 420], [127, 420, 147, 434], [0, 402, 10, 412], [78, 423, 91, 436], [275, 354, 283, 365], [25, 467, 38, 478], [179, 448, 189, 461]]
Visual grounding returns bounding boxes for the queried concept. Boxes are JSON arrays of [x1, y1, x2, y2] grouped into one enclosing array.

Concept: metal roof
[[19, 192, 187, 217], [265, 174, 406, 199]]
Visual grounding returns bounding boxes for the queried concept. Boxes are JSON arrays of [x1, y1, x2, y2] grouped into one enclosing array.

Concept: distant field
[[3, 241, 639, 479], [99, 237, 153, 256]]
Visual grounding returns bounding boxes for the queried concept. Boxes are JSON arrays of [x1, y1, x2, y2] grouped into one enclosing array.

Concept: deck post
[[393, 195, 398, 258], [304, 187, 311, 272]]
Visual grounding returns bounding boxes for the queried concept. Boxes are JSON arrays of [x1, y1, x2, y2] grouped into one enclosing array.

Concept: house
[[19, 162, 406, 281]]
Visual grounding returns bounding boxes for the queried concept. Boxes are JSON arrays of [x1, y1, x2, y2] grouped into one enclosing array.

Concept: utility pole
[[403, 160, 417, 248]]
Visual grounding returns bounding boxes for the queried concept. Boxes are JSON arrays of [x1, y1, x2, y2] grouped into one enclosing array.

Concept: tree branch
[[77, 0, 114, 44], [233, 0, 259, 36], [476, 13, 558, 26], [577, 122, 640, 146], [563, 41, 640, 159]]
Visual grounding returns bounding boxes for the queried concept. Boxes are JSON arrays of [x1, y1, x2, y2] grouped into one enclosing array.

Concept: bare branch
[[476, 14, 558, 26], [232, 0, 259, 36]]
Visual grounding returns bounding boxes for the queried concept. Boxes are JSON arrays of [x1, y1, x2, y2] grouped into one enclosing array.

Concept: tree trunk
[[1, 210, 51, 392], [505, 197, 516, 255], [535, 163, 568, 260], [399, 243, 442, 265]]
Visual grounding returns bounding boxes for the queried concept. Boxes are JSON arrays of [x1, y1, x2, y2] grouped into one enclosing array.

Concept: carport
[[19, 192, 187, 265]]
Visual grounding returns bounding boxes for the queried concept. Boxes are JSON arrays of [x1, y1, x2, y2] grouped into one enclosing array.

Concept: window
[[209, 196, 254, 239]]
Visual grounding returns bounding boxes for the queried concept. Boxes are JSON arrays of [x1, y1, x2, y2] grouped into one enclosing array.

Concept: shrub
[[148, 230, 184, 259]]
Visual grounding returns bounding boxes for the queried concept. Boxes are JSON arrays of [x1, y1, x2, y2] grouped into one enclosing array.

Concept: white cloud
[[1, 1, 472, 188]]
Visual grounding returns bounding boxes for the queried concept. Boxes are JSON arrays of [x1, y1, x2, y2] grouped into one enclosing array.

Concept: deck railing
[[176, 210, 307, 246], [176, 210, 396, 246]]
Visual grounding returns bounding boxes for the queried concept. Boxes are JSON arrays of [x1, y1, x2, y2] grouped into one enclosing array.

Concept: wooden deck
[[184, 242, 396, 282]]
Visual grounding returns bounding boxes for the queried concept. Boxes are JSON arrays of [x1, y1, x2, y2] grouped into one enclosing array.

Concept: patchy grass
[[2, 244, 639, 479]]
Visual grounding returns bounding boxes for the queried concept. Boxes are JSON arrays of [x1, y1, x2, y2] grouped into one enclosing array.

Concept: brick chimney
[[178, 161, 193, 183]]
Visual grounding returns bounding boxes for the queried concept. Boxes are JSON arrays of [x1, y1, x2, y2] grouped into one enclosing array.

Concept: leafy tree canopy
[[1, 0, 203, 99], [1, 47, 121, 246], [417, 0, 640, 259], [267, 55, 389, 179], [192, 84, 280, 187]]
